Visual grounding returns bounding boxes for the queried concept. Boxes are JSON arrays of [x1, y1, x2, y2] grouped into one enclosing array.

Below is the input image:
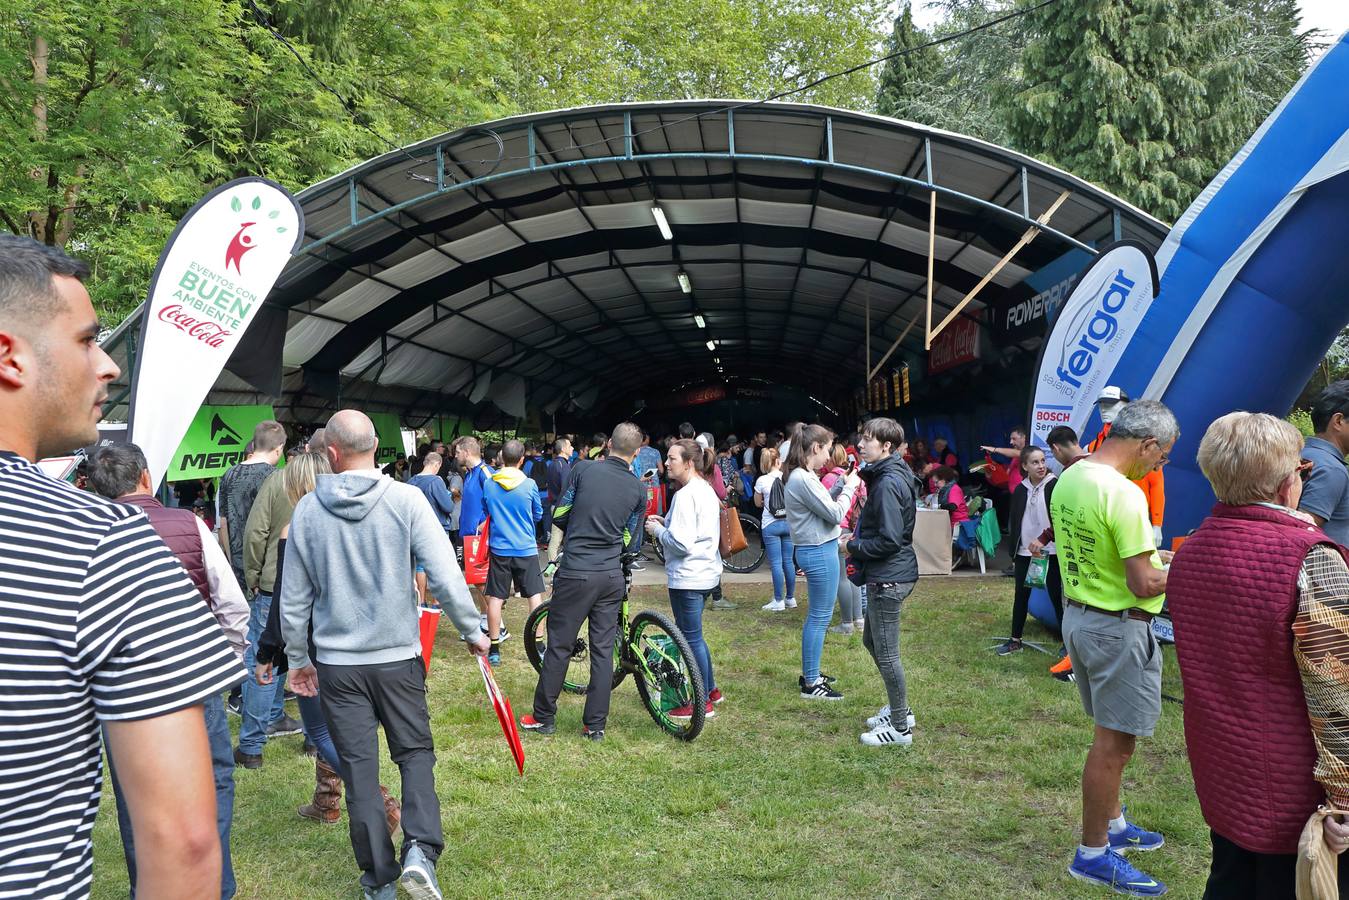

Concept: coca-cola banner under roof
[[127, 177, 303, 487]]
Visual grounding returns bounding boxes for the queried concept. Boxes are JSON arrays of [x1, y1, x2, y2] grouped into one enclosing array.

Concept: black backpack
[[768, 477, 787, 519]]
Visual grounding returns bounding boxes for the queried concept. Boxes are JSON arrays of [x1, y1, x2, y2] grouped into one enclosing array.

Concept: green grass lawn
[[91, 577, 1208, 899]]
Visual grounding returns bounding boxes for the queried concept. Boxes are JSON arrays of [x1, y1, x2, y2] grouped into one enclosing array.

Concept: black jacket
[[553, 456, 647, 574], [1006, 477, 1056, 557], [845, 453, 919, 584]]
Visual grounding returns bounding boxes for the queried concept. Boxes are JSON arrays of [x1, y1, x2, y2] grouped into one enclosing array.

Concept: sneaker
[[669, 701, 716, 720], [762, 599, 786, 611], [860, 725, 913, 747], [487, 649, 501, 665], [266, 714, 303, 738], [828, 622, 855, 635], [581, 726, 605, 741], [362, 884, 396, 900], [709, 688, 725, 705], [800, 677, 843, 700], [709, 597, 738, 610], [400, 841, 442, 900], [629, 560, 645, 571], [996, 638, 1023, 656], [867, 706, 916, 730], [497, 627, 511, 643], [1054, 670, 1077, 683], [1109, 820, 1165, 853], [1068, 848, 1167, 896], [519, 714, 555, 735], [800, 673, 838, 688], [226, 695, 242, 717], [1050, 653, 1074, 675], [784, 597, 798, 608]]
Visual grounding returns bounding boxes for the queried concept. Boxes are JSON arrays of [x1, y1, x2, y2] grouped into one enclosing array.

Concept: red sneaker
[[709, 688, 725, 705], [668, 702, 716, 720], [519, 714, 555, 734]]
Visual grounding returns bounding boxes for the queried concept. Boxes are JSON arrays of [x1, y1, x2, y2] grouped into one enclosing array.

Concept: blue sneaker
[[1109, 820, 1165, 853], [487, 649, 501, 665], [1069, 848, 1167, 896], [401, 841, 442, 900]]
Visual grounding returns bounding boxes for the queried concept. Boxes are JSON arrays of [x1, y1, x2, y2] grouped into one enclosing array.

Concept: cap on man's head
[[1096, 385, 1130, 404]]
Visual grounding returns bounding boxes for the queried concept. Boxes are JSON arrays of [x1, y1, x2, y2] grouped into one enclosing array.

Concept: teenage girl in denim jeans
[[782, 425, 860, 700], [754, 448, 796, 611]]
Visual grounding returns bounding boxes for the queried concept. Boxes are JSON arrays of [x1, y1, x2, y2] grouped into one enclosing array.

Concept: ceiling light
[[694, 314, 706, 329], [713, 357, 720, 364], [706, 340, 716, 351], [677, 271, 692, 294], [651, 206, 673, 240]]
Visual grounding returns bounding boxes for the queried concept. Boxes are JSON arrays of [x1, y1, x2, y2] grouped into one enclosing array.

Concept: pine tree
[[1006, 0, 1256, 221], [876, 2, 941, 120]]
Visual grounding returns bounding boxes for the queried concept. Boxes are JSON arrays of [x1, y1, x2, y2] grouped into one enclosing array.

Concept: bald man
[[282, 409, 488, 900]]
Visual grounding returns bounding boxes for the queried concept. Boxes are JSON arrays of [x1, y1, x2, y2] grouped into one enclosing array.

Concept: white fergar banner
[[1028, 241, 1160, 453], [128, 177, 303, 486]]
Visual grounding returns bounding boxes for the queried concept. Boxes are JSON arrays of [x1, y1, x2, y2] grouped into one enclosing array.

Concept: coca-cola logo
[[158, 305, 232, 349]]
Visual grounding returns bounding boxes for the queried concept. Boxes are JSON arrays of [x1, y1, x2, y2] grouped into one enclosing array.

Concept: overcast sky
[[907, 1, 1348, 42]]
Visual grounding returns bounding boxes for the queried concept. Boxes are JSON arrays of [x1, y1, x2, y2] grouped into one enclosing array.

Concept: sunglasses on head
[[1298, 459, 1315, 482]]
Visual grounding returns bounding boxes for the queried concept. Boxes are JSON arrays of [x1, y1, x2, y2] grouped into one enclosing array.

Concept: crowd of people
[[7, 230, 1349, 900]]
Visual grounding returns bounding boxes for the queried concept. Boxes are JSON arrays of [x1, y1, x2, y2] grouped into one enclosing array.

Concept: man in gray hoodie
[[282, 410, 488, 900]]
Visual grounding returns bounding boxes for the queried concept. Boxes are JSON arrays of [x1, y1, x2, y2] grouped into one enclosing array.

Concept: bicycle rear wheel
[[722, 513, 765, 574], [628, 610, 705, 741], [524, 602, 624, 695]]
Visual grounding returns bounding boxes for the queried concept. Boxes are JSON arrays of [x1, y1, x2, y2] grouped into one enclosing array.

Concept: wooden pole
[[927, 189, 1071, 345], [869, 311, 922, 381]]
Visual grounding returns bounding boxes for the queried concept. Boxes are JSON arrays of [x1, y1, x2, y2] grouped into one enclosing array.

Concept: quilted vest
[[1169, 502, 1348, 854], [121, 494, 211, 604]]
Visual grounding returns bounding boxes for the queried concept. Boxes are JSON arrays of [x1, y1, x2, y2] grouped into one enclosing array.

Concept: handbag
[[1298, 806, 1349, 899], [463, 517, 491, 586], [719, 503, 748, 556]]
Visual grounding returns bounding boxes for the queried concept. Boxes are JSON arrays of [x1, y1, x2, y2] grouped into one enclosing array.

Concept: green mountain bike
[[524, 553, 706, 740]]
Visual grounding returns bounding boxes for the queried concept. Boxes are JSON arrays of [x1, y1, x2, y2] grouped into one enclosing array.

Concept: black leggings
[[1010, 553, 1064, 640]]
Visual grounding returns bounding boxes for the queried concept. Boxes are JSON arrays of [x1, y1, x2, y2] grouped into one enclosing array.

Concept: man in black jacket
[[844, 416, 919, 748]]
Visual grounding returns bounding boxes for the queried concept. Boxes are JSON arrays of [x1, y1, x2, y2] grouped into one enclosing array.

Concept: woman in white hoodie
[[646, 438, 723, 719]]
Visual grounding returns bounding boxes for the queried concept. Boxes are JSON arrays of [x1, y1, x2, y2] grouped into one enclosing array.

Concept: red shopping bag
[[463, 518, 491, 585], [418, 605, 441, 674]]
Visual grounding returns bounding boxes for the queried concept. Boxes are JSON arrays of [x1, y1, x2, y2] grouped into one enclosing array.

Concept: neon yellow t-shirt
[[1050, 459, 1165, 614]]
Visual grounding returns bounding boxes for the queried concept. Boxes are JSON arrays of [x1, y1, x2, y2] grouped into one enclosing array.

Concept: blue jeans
[[109, 692, 236, 898], [238, 591, 285, 755], [762, 519, 796, 602], [796, 542, 839, 682], [297, 692, 340, 770], [669, 588, 716, 694]]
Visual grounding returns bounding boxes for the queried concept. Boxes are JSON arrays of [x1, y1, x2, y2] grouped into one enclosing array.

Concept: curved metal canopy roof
[[104, 100, 1169, 424]]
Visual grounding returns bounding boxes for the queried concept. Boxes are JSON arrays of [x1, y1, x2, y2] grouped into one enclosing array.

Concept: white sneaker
[[867, 706, 916, 730], [784, 597, 798, 609], [860, 725, 913, 747], [762, 599, 786, 611]]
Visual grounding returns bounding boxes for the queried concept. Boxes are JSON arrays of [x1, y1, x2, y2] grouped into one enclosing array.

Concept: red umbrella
[[477, 656, 525, 776]]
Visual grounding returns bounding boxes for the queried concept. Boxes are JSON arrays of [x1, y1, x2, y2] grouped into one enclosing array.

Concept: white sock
[[1108, 815, 1128, 834], [1078, 843, 1108, 859]]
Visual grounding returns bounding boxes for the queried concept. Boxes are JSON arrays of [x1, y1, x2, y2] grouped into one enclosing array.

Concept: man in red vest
[[87, 442, 248, 897]]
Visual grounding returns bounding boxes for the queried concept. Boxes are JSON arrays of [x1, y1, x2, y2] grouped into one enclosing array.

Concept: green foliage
[[1006, 0, 1309, 221], [1287, 408, 1314, 437], [875, 2, 942, 121], [0, 0, 887, 327]]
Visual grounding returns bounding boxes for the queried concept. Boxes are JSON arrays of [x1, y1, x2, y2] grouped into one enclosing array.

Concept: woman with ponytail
[[646, 438, 724, 717], [783, 424, 860, 700]]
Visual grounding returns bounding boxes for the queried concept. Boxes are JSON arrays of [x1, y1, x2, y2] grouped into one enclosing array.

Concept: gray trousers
[[837, 549, 863, 622], [319, 657, 442, 890], [862, 582, 916, 722]]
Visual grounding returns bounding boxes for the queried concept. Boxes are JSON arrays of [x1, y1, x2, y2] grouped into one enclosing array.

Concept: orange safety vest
[[1087, 423, 1165, 527]]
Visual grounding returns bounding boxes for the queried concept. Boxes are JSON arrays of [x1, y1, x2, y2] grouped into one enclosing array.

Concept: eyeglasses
[[1298, 459, 1315, 482]]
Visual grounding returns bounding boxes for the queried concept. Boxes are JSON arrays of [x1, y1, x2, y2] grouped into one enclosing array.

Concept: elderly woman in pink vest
[[1170, 411, 1349, 898]]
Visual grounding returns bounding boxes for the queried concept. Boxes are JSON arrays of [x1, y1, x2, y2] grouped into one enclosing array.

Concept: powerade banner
[[166, 404, 277, 481], [992, 248, 1093, 345], [128, 177, 303, 487], [369, 412, 403, 466], [1027, 242, 1160, 454]]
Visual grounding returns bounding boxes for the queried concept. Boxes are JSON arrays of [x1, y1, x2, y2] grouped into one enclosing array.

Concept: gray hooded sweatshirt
[[280, 470, 480, 669]]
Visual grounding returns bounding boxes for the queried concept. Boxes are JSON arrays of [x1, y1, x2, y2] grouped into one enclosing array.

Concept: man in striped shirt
[[0, 235, 245, 898]]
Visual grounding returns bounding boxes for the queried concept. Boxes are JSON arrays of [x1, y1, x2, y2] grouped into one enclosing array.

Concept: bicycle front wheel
[[722, 513, 765, 574], [629, 610, 706, 741], [524, 602, 624, 695]]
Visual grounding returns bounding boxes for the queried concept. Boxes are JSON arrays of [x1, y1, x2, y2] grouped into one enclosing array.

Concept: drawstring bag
[[1298, 806, 1349, 899], [463, 517, 491, 586]]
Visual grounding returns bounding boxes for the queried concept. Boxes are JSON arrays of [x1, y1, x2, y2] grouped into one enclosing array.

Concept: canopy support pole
[[927, 189, 1071, 347]]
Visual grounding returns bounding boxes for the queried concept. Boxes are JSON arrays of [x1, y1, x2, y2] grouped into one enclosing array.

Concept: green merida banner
[[369, 412, 403, 465], [167, 404, 277, 481]]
